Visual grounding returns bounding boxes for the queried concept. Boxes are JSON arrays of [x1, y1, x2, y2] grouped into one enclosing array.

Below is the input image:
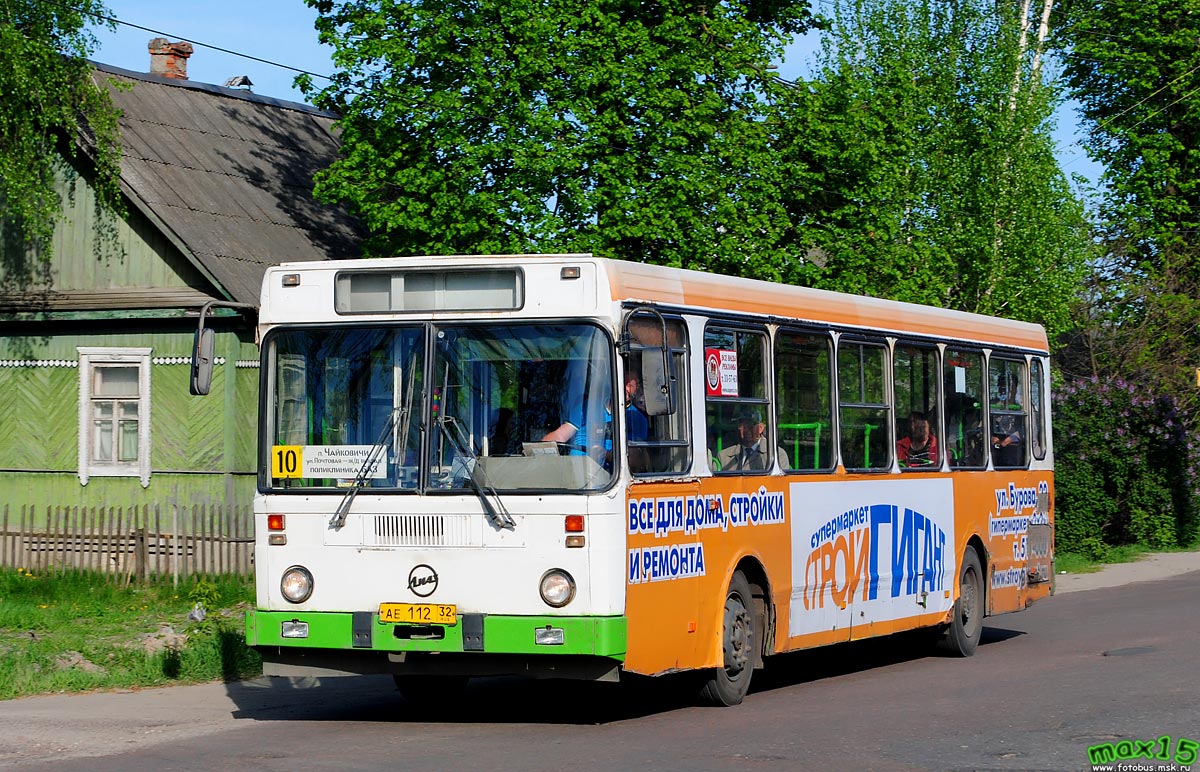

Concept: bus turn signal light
[[267, 514, 285, 531], [564, 515, 584, 532]]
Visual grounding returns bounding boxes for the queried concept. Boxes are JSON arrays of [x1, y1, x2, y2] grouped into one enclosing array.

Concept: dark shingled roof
[[89, 63, 363, 306]]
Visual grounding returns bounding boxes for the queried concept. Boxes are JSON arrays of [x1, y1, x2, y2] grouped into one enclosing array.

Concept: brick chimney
[[148, 38, 193, 79]]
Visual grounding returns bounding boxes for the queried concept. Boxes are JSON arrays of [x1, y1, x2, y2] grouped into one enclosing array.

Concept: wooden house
[[0, 47, 361, 523]]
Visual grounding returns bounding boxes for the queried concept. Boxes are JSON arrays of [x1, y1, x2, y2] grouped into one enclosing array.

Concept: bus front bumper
[[246, 609, 627, 680]]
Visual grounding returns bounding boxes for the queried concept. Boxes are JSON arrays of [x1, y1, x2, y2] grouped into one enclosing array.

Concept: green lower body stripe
[[246, 609, 627, 660]]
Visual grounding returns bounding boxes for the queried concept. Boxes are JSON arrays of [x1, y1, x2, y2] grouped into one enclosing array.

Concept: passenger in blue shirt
[[543, 362, 650, 472], [624, 370, 651, 472], [542, 359, 610, 459]]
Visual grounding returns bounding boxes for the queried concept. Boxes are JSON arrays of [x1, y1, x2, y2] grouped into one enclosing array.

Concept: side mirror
[[641, 350, 675, 417], [190, 327, 215, 396]]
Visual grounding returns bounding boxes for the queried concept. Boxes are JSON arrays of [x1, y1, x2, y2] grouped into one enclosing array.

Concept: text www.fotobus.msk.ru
[[1088, 734, 1198, 771]]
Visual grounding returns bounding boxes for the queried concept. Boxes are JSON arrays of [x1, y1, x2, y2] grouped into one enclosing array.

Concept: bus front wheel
[[938, 547, 983, 656], [699, 570, 757, 706]]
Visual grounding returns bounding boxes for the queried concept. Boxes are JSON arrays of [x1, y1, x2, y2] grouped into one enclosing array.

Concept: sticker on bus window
[[271, 445, 386, 479], [705, 348, 739, 396]]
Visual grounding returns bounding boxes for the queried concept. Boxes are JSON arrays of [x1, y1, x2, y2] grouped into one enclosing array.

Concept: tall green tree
[[0, 0, 124, 292], [1053, 0, 1200, 417], [300, 0, 815, 274], [773, 0, 1091, 340]]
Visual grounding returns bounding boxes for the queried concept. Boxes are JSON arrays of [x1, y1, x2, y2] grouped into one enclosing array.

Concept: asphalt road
[[2, 552, 1198, 771]]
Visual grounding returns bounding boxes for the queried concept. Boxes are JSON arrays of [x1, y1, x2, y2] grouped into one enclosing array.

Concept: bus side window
[[893, 343, 940, 470], [944, 348, 985, 468], [705, 325, 778, 473], [623, 313, 691, 475], [989, 356, 1028, 469], [837, 338, 890, 471], [775, 330, 834, 472], [1030, 358, 1047, 460]]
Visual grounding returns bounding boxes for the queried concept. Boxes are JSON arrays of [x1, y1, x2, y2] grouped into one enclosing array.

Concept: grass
[[0, 569, 261, 700], [1054, 551, 1106, 574], [1054, 542, 1197, 575]]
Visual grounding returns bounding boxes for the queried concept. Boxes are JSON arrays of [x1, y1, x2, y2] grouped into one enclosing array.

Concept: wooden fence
[[0, 503, 254, 582]]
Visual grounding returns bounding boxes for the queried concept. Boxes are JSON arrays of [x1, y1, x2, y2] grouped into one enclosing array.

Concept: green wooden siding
[[0, 327, 260, 517], [0, 364, 78, 469], [154, 361, 227, 472], [235, 362, 260, 470], [32, 157, 213, 293]]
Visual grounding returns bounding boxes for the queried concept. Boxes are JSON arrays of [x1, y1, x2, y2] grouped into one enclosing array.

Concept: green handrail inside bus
[[862, 422, 879, 468], [778, 421, 823, 470]]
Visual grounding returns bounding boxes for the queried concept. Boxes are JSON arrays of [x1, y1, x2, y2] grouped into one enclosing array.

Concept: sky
[[86, 0, 1100, 188], [87, 1, 333, 103]]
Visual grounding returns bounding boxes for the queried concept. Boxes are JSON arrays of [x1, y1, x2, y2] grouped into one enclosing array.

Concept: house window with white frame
[[78, 348, 152, 487]]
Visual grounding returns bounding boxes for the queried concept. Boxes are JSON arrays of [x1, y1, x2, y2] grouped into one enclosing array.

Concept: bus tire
[[698, 570, 756, 706], [393, 674, 470, 704], [938, 547, 983, 656]]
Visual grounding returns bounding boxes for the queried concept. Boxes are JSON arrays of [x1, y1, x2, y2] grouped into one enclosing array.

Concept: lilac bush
[[1053, 376, 1200, 556]]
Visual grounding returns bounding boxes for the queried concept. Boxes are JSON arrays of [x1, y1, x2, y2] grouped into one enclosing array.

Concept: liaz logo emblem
[[407, 564, 438, 598]]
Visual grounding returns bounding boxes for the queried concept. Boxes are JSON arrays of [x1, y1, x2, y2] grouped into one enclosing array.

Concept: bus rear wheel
[[699, 570, 757, 706], [938, 547, 983, 656]]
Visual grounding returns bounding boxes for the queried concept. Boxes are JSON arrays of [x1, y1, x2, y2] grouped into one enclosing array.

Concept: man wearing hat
[[717, 408, 790, 471]]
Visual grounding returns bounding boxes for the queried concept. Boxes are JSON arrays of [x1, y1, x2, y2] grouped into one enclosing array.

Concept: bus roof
[[266, 253, 1048, 353], [600, 258, 1048, 352]]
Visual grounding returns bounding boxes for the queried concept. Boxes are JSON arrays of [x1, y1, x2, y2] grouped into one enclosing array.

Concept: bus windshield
[[265, 322, 615, 493]]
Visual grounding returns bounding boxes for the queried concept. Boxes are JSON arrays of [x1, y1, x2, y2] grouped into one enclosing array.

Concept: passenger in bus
[[542, 360, 612, 466], [624, 372, 649, 441], [991, 417, 1023, 466], [958, 406, 986, 466], [717, 409, 790, 471], [897, 411, 939, 467], [543, 365, 653, 473], [990, 377, 1025, 467], [624, 370, 651, 473]]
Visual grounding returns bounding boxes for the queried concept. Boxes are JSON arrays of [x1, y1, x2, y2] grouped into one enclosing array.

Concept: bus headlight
[[281, 565, 314, 603], [539, 569, 576, 608]]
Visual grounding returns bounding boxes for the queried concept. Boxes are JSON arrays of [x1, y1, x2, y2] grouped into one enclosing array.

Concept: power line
[[1088, 61, 1200, 136], [53, 0, 335, 83]]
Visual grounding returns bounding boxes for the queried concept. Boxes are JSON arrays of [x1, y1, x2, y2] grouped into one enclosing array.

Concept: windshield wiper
[[329, 406, 404, 530], [439, 414, 516, 531]]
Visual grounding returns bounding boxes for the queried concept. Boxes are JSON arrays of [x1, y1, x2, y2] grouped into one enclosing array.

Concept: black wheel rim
[[723, 590, 751, 676], [960, 564, 979, 633]]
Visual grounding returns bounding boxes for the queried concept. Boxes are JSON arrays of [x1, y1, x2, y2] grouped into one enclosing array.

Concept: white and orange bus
[[231, 253, 1053, 705]]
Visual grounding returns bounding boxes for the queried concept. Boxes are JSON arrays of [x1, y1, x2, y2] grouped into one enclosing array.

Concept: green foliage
[[1053, 0, 1200, 421], [301, 0, 815, 275], [774, 0, 1092, 342], [1056, 0, 1200, 239], [0, 0, 125, 293], [1052, 376, 1200, 555], [0, 570, 259, 699], [186, 579, 223, 640], [188, 579, 222, 609], [303, 0, 1090, 337]]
